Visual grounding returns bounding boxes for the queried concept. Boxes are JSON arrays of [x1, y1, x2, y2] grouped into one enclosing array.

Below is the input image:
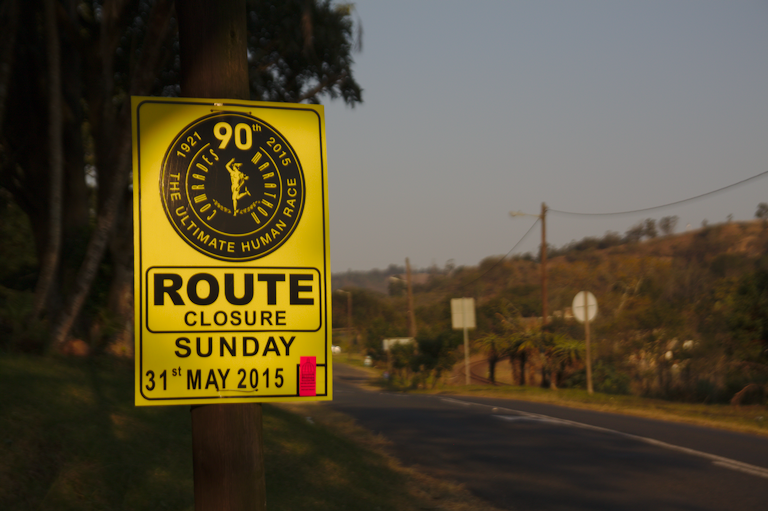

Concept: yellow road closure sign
[[131, 97, 331, 406]]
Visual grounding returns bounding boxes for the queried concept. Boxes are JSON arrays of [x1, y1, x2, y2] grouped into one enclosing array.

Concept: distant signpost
[[572, 291, 597, 394], [572, 291, 597, 323], [451, 298, 476, 385]]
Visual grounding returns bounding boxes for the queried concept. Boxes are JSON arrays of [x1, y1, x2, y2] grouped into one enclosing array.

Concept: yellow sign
[[131, 97, 331, 406]]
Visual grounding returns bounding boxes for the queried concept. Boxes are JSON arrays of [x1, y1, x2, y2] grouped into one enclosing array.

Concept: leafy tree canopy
[[0, 0, 362, 350]]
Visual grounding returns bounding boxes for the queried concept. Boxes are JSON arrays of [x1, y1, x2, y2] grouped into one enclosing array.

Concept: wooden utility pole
[[584, 291, 594, 394], [406, 257, 417, 339], [509, 205, 548, 387], [540, 202, 548, 329], [175, 2, 267, 510], [463, 303, 470, 386], [573, 291, 597, 394], [344, 290, 353, 348]]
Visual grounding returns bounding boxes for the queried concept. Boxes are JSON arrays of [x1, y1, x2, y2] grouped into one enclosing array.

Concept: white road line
[[439, 397, 476, 406], [495, 415, 567, 426], [712, 461, 768, 479], [439, 396, 768, 480]]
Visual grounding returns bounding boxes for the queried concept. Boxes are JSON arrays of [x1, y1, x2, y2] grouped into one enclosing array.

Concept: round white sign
[[572, 291, 598, 323]]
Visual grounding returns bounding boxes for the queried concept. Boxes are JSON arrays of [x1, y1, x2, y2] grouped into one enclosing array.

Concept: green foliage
[[563, 362, 631, 395], [0, 355, 194, 510], [96, 0, 364, 105], [330, 287, 412, 360], [710, 253, 749, 279], [699, 264, 768, 364], [644, 218, 658, 239], [388, 278, 406, 296], [0, 287, 44, 350], [364, 317, 399, 358], [659, 215, 678, 236], [693, 378, 722, 403], [548, 231, 625, 258], [414, 330, 462, 384], [2, 0, 365, 351], [413, 300, 452, 339], [551, 334, 585, 368], [593, 361, 632, 395], [247, 0, 363, 105], [388, 342, 414, 372], [2, 355, 468, 511], [380, 331, 462, 389], [331, 219, 768, 402], [0, 190, 37, 289], [503, 285, 541, 317], [0, 191, 42, 349]]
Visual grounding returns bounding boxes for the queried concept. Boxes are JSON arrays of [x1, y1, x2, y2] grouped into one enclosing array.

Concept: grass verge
[[358, 363, 768, 438], [0, 354, 501, 511]]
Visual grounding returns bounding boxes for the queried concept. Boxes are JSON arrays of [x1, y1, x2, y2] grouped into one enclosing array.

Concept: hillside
[[332, 220, 768, 405]]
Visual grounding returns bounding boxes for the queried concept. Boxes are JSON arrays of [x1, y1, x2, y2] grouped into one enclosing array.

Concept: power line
[[458, 218, 540, 292], [549, 169, 768, 217], [456, 169, 768, 289]]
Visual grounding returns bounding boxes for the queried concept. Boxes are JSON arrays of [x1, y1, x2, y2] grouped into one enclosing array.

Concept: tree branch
[[297, 70, 347, 103]]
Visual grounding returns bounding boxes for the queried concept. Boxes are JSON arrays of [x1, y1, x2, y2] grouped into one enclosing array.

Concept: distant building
[[382, 338, 414, 351]]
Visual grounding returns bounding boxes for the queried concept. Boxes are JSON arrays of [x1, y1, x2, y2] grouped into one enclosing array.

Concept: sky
[[323, 1, 768, 272]]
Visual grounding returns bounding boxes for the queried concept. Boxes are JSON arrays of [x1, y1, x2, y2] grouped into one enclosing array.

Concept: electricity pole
[[510, 203, 549, 387], [406, 257, 417, 339], [540, 202, 548, 329], [347, 291, 353, 346], [176, 2, 266, 510], [337, 289, 353, 350], [510, 203, 548, 330], [584, 291, 593, 394]]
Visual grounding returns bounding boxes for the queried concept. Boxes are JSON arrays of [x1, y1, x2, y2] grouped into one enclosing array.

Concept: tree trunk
[[61, 0, 89, 267], [519, 351, 527, 385], [0, 0, 20, 131], [55, 0, 89, 333], [32, 0, 64, 321], [103, 194, 133, 348], [488, 357, 497, 384], [48, 128, 131, 351], [48, 0, 175, 351], [509, 355, 517, 385]]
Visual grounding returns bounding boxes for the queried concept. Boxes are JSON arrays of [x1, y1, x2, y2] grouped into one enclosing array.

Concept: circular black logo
[[160, 112, 305, 261]]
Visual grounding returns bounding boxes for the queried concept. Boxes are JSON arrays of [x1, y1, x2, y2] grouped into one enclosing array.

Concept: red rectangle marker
[[299, 356, 316, 396]]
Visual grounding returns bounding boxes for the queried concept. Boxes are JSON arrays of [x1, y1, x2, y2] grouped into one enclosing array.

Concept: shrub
[[561, 361, 631, 395]]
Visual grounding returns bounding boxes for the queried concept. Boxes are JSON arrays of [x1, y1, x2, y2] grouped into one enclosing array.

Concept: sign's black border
[[135, 99, 329, 402]]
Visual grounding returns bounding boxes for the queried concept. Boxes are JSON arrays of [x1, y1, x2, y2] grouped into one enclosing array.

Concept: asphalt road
[[328, 363, 768, 511]]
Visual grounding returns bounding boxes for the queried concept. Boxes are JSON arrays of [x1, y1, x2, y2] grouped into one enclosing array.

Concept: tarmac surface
[[329, 363, 768, 511]]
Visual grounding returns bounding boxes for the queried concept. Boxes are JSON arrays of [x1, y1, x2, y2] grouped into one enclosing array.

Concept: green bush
[[561, 361, 631, 395]]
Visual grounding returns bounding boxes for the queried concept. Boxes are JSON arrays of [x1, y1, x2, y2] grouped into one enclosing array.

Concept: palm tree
[[492, 306, 540, 387], [514, 329, 543, 387], [476, 333, 504, 384], [549, 334, 585, 389]]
